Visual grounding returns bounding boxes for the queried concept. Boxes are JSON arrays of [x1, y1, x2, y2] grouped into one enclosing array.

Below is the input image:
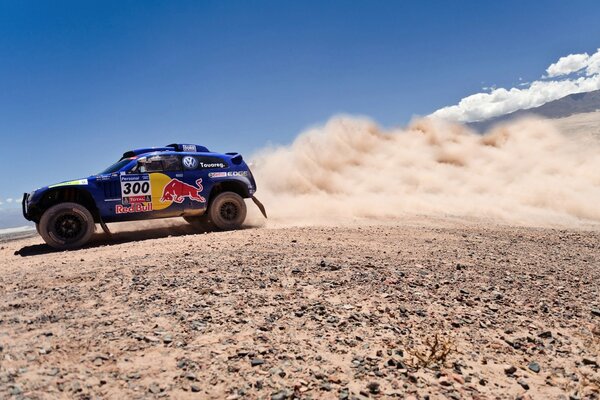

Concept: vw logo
[[182, 156, 199, 170]]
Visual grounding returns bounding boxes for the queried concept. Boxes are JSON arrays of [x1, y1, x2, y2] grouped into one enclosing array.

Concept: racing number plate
[[120, 174, 152, 205]]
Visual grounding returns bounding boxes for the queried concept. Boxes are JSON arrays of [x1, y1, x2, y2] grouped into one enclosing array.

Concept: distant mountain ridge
[[469, 89, 600, 131]]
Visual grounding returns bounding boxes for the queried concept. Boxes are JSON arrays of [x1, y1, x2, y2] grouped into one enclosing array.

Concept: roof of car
[[120, 143, 211, 160]]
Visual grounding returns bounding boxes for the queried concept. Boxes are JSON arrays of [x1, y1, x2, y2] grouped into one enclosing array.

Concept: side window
[[133, 155, 182, 173], [162, 155, 182, 172]]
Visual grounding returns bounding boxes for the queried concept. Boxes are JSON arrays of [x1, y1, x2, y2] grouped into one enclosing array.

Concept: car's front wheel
[[208, 192, 247, 230], [39, 202, 95, 249]]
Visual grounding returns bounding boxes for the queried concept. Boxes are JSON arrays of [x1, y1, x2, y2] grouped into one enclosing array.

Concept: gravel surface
[[1, 219, 599, 399]]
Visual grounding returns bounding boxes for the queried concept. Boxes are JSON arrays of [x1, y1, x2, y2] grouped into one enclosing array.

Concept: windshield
[[99, 158, 134, 174]]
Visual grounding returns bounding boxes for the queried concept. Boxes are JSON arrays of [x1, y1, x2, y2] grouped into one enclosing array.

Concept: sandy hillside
[[551, 111, 600, 140], [1, 218, 599, 399]]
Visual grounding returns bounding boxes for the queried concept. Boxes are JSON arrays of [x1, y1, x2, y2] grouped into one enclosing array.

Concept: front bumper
[[22, 192, 31, 220]]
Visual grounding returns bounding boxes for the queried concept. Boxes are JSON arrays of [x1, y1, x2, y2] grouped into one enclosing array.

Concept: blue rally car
[[22, 143, 266, 249]]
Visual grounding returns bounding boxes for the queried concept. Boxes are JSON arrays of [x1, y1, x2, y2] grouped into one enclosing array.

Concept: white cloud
[[546, 53, 590, 77], [587, 50, 600, 75], [6, 198, 13, 203], [432, 48, 600, 123]]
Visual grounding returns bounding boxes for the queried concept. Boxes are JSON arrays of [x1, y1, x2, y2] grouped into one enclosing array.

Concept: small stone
[[528, 362, 540, 373], [185, 372, 197, 380], [504, 365, 517, 375], [339, 388, 350, 400], [163, 334, 173, 344], [582, 358, 598, 366], [149, 383, 161, 394], [538, 331, 552, 339], [144, 336, 160, 343], [271, 390, 288, 400], [591, 308, 600, 317], [127, 372, 141, 380], [9, 385, 22, 395], [367, 382, 380, 394], [518, 378, 530, 390], [452, 373, 465, 384], [251, 358, 265, 367], [439, 377, 452, 386]]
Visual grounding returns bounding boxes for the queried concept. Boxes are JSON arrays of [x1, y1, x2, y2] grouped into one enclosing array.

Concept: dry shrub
[[404, 333, 455, 369], [573, 323, 600, 396]]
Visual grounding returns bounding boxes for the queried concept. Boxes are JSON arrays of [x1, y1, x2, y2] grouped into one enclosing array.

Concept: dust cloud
[[248, 116, 600, 227]]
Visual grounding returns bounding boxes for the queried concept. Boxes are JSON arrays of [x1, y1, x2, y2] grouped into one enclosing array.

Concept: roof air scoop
[[166, 143, 210, 152]]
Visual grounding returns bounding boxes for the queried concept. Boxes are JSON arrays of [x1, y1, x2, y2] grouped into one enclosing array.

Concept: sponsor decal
[[116, 203, 153, 214], [227, 171, 249, 177], [182, 156, 199, 170], [121, 174, 152, 205], [208, 171, 249, 178], [48, 179, 88, 188], [199, 162, 226, 169], [182, 144, 196, 152], [160, 178, 206, 203]]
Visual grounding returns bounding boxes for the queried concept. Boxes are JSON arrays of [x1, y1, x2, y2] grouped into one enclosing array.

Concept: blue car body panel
[[22, 144, 257, 224]]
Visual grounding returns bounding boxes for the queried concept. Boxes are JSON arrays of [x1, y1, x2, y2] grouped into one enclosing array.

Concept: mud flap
[[99, 219, 111, 235], [251, 196, 267, 218]]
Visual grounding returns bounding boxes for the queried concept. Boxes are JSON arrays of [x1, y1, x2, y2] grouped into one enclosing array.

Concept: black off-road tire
[[39, 202, 95, 249], [208, 192, 247, 230], [183, 214, 213, 231]]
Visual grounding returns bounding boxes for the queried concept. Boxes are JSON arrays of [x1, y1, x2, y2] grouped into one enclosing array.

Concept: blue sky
[[1, 0, 600, 223]]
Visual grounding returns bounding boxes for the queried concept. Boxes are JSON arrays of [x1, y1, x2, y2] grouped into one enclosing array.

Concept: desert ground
[[1, 217, 599, 400]]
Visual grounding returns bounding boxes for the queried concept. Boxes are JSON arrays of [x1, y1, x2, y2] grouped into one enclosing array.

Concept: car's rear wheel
[[208, 192, 247, 230], [39, 202, 95, 249]]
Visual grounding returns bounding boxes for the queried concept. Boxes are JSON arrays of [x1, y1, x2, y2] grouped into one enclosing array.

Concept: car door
[[112, 154, 185, 220], [180, 154, 224, 215]]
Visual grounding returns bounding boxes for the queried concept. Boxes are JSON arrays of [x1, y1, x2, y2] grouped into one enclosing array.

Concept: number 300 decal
[[123, 181, 150, 195], [120, 175, 152, 206]]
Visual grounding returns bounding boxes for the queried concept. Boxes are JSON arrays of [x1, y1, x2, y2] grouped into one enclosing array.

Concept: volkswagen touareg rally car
[[22, 143, 266, 249]]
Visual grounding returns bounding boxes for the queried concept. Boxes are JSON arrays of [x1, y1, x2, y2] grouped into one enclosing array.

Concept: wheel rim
[[219, 201, 239, 221], [54, 213, 84, 241]]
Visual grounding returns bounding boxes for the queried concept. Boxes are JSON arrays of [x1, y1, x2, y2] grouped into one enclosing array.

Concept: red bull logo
[[160, 178, 206, 203], [115, 203, 153, 214]]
